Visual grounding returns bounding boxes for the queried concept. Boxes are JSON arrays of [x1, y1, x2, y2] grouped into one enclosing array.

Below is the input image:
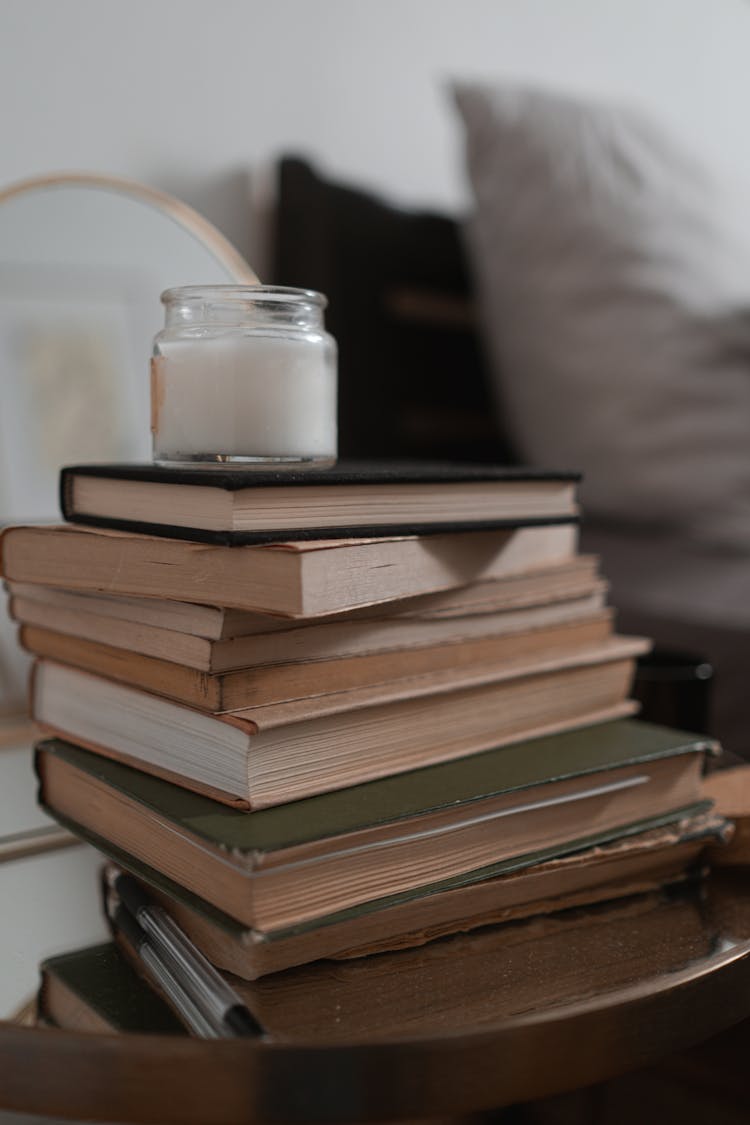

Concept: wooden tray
[[1, 870, 749, 1124]]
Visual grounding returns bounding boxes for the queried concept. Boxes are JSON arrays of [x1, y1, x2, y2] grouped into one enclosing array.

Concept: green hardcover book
[[36, 720, 717, 938], [38, 942, 185, 1035], [97, 810, 727, 981]]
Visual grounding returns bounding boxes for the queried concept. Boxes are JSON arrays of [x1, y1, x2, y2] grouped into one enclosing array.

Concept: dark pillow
[[272, 156, 515, 463]]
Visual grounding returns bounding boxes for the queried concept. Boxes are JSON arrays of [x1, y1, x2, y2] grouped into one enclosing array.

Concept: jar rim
[[161, 284, 326, 308]]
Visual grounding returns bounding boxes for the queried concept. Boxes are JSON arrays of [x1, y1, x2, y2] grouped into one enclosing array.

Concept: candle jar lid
[[152, 285, 338, 468]]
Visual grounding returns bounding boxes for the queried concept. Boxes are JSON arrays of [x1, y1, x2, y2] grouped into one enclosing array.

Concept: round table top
[[2, 869, 750, 1125]]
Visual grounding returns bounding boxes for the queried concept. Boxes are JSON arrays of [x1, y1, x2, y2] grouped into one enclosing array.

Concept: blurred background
[[2, 0, 749, 258], [2, 0, 750, 754]]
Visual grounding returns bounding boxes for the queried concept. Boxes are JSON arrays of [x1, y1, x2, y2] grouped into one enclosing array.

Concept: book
[[108, 877, 719, 1042], [6, 556, 603, 639], [31, 639, 646, 806], [20, 613, 615, 712], [189, 889, 720, 1042], [703, 766, 750, 865], [0, 523, 579, 617], [7, 560, 606, 673], [98, 812, 728, 980], [59, 461, 580, 545], [38, 942, 185, 1034], [36, 721, 715, 932], [5, 556, 603, 640]]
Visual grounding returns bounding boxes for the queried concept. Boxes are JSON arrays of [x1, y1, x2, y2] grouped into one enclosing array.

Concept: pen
[[114, 903, 221, 1039], [109, 868, 263, 1038]]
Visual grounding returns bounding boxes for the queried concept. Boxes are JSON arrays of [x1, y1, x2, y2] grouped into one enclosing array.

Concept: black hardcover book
[[60, 461, 581, 546], [39, 942, 185, 1035]]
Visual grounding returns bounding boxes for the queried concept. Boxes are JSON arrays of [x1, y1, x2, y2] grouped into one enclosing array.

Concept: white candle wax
[[152, 334, 337, 462]]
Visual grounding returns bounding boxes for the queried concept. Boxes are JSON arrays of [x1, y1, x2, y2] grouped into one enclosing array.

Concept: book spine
[[59, 468, 74, 523]]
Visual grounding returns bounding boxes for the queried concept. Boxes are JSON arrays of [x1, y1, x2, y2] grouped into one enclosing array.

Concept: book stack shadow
[[0, 462, 730, 1036]]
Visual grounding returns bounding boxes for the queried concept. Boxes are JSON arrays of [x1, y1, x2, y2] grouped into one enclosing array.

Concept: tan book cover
[[20, 613, 614, 712], [31, 637, 646, 806], [0, 523, 578, 617]]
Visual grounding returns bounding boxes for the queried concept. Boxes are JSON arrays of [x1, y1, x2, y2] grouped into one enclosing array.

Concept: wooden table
[[1, 869, 749, 1125]]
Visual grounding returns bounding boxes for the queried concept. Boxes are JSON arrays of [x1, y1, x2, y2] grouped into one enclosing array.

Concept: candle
[[151, 287, 338, 467]]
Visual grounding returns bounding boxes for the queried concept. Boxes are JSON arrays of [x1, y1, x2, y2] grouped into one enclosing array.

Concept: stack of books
[[0, 462, 728, 1031]]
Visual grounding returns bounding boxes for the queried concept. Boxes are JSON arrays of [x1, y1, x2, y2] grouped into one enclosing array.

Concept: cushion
[[273, 157, 513, 463], [453, 82, 750, 550]]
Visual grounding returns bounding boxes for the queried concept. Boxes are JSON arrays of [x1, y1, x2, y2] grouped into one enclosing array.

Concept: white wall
[[2, 0, 750, 267]]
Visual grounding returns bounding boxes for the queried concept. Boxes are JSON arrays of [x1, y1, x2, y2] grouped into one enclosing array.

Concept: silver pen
[[114, 903, 222, 1038], [110, 869, 263, 1037]]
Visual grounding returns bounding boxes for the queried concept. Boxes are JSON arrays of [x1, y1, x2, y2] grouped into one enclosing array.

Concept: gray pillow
[[454, 82, 750, 550]]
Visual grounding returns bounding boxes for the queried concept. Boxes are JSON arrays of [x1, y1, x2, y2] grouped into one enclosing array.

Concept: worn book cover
[[96, 810, 728, 980], [20, 613, 614, 712], [39, 942, 185, 1034], [0, 523, 579, 617], [36, 721, 716, 932]]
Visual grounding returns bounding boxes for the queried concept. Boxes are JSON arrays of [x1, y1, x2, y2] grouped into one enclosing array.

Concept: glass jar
[[151, 285, 337, 467]]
